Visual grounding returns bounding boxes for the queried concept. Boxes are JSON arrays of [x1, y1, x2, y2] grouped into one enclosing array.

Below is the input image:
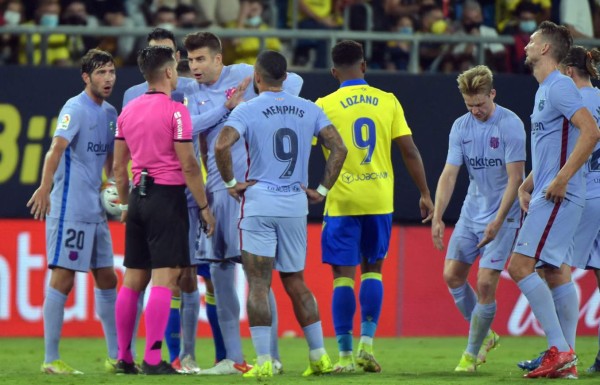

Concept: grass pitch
[[1, 336, 599, 384]]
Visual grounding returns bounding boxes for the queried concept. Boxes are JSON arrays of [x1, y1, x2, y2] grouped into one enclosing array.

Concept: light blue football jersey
[[579, 86, 600, 199], [184, 63, 303, 194], [50, 91, 117, 222], [447, 104, 526, 228], [122, 77, 195, 108], [530, 70, 585, 205], [225, 91, 330, 217]]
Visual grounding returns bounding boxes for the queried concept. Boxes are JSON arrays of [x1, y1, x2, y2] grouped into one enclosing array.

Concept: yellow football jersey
[[316, 80, 411, 216]]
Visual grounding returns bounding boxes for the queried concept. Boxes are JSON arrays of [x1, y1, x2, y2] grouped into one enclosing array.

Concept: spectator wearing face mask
[[503, 0, 540, 74], [386, 15, 415, 71], [0, 0, 23, 64], [450, 0, 505, 72], [222, 0, 282, 65], [176, 4, 201, 29], [18, 0, 71, 65]]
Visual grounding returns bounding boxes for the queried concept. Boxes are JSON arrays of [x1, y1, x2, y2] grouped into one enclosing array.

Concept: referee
[[112, 45, 215, 375]]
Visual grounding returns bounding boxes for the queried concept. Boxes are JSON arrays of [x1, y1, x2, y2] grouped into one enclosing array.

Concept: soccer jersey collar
[[542, 70, 560, 85], [340, 79, 368, 88]]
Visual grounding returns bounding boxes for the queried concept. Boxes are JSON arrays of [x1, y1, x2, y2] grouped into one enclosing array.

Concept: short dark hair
[[147, 27, 177, 47], [137, 45, 176, 82], [332, 40, 364, 68], [183, 32, 222, 54], [80, 48, 113, 75], [537, 20, 572, 63], [561, 45, 600, 80], [256, 50, 287, 85], [175, 4, 196, 18], [177, 58, 191, 74]]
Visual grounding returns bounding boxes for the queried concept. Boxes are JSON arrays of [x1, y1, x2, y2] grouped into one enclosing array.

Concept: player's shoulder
[[228, 63, 254, 78], [102, 100, 118, 115], [452, 111, 472, 129], [124, 81, 147, 98], [495, 105, 524, 127]]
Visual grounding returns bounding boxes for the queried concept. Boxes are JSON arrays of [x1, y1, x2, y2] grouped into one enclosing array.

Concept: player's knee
[[507, 262, 528, 282], [443, 270, 465, 288], [93, 267, 118, 289], [49, 268, 76, 294], [476, 280, 496, 300]]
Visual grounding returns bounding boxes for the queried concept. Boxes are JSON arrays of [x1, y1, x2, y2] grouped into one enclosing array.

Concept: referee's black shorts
[[124, 184, 191, 269]]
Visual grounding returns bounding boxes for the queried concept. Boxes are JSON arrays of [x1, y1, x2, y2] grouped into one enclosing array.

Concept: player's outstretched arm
[[431, 163, 460, 251], [546, 107, 600, 202], [26, 136, 69, 221], [113, 140, 131, 223], [394, 135, 434, 222], [477, 161, 524, 248]]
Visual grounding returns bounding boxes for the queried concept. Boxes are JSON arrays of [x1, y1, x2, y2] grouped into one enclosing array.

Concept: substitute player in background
[[507, 21, 600, 379], [27, 49, 119, 374], [315, 40, 434, 373], [215, 50, 347, 378], [113, 45, 215, 375], [431, 65, 525, 372], [183, 31, 303, 375]]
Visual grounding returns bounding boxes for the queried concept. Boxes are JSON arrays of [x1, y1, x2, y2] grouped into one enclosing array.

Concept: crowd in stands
[[1, 0, 599, 73]]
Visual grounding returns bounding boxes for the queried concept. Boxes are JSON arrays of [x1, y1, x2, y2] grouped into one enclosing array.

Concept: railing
[[1, 25, 599, 73]]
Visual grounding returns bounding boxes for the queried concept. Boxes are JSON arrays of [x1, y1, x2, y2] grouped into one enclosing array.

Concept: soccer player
[[214, 50, 347, 378], [182, 31, 303, 375], [315, 40, 434, 373], [122, 28, 195, 106], [507, 21, 600, 379], [112, 45, 215, 375], [27, 49, 119, 374], [519, 46, 600, 378], [122, 28, 221, 373], [431, 65, 526, 372]]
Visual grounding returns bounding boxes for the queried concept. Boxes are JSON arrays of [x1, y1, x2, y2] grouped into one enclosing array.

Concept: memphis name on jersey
[[465, 155, 504, 169], [262, 104, 305, 119]]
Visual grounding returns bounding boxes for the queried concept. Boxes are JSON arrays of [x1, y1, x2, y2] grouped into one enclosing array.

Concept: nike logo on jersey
[[462, 140, 472, 144]]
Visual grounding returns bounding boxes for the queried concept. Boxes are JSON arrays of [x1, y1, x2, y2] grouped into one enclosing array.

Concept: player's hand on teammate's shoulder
[[26, 186, 52, 221], [420, 195, 434, 223], [224, 77, 251, 110]]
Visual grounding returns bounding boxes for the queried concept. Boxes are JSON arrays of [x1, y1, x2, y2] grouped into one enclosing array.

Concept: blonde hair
[[457, 65, 493, 95]]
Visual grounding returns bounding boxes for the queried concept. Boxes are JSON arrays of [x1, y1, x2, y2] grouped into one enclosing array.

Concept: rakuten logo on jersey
[[87, 142, 110, 155], [465, 156, 503, 170]]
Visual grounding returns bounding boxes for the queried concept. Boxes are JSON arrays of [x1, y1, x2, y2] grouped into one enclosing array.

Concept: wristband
[[199, 203, 209, 211], [118, 204, 128, 211], [224, 178, 237, 188], [316, 184, 329, 197]]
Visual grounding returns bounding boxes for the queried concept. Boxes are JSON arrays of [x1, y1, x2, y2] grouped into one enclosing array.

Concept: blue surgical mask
[[40, 13, 59, 27], [519, 20, 537, 33], [245, 15, 262, 27], [399, 26, 413, 35], [4, 10, 21, 26]]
